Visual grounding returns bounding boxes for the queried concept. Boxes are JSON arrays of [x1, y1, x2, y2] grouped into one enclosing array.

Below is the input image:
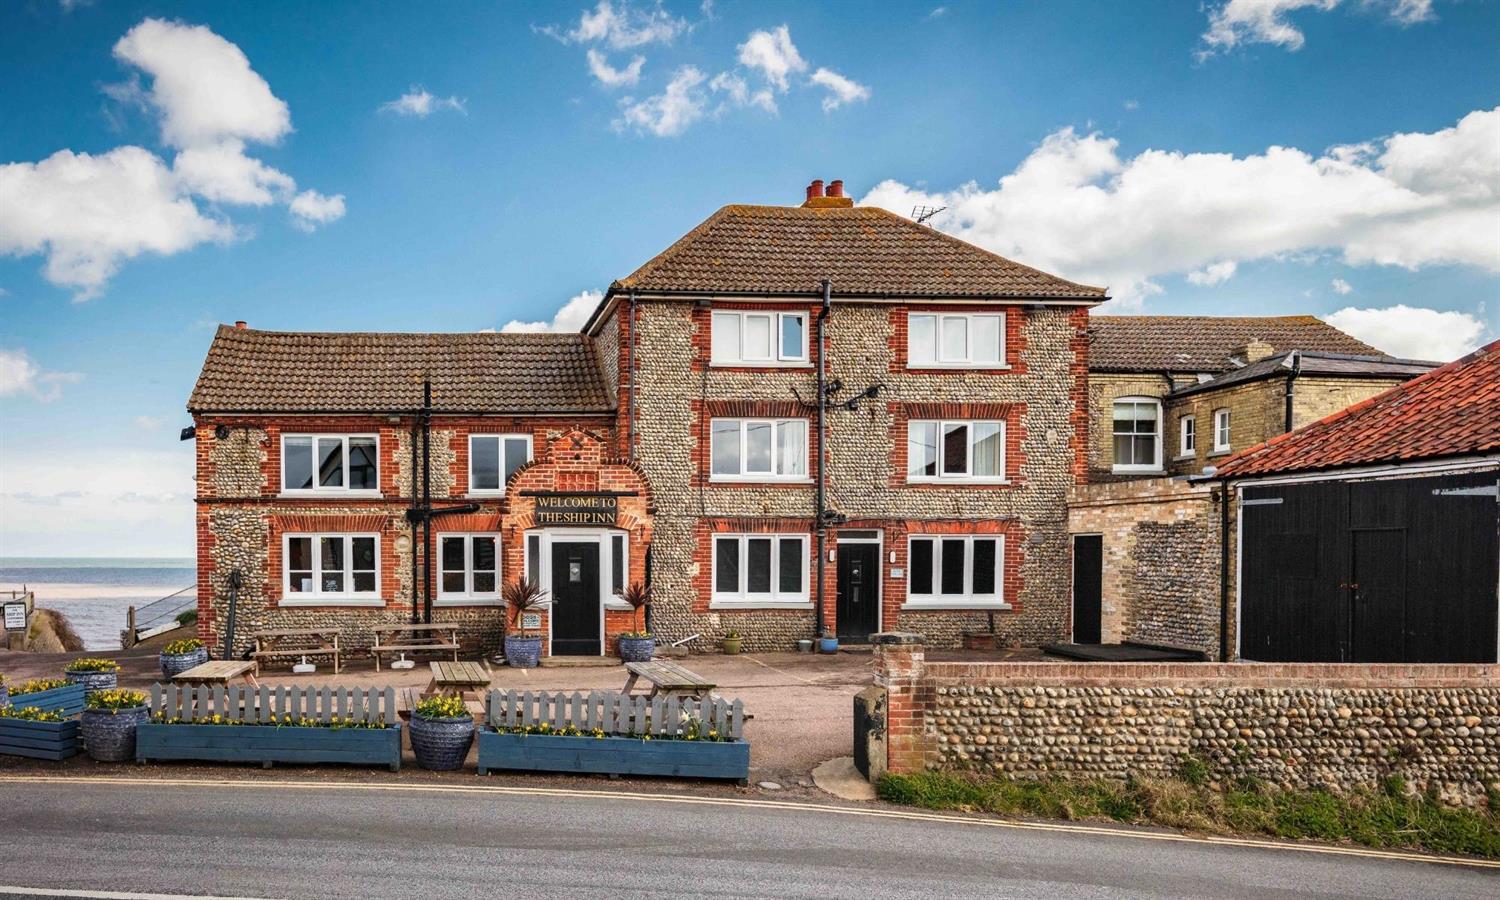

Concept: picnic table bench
[[396, 684, 485, 721], [425, 660, 491, 700], [172, 659, 260, 687], [250, 628, 341, 675], [621, 660, 717, 700], [370, 623, 461, 671]]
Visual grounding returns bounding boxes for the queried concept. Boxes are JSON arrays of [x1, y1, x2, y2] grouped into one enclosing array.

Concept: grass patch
[[876, 771, 1500, 860]]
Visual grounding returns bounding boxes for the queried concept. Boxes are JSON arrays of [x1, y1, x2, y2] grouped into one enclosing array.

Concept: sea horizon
[[1, 557, 196, 650]]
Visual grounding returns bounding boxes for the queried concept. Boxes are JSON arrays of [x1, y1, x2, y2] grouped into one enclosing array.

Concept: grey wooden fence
[[149, 684, 399, 726], [486, 690, 744, 741]]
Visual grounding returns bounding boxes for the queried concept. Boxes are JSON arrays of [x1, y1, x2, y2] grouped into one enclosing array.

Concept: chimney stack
[[234, 320, 248, 330], [827, 179, 844, 198], [801, 178, 854, 209], [805, 179, 825, 202]]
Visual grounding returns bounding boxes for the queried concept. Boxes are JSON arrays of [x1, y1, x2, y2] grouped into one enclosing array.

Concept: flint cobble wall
[[877, 637, 1500, 804]]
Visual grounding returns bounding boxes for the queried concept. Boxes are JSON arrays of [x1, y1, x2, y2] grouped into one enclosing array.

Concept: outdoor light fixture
[[178, 426, 196, 441], [214, 424, 230, 440]]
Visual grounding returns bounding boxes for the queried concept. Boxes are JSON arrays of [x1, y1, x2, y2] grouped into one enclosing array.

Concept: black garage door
[[1239, 469, 1498, 663]]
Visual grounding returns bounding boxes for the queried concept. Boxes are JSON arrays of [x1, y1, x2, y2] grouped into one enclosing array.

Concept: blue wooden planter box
[[136, 723, 402, 771], [477, 731, 749, 781], [5, 684, 85, 717], [0, 717, 80, 761]]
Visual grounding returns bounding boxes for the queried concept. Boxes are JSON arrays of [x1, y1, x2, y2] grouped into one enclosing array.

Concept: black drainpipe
[[409, 411, 421, 624], [1218, 483, 1231, 661], [421, 379, 433, 624], [1282, 350, 1302, 433], [814, 279, 832, 639], [627, 290, 638, 457]]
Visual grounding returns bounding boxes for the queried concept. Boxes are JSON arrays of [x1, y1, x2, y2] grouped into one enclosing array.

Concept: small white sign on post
[[3, 602, 26, 631], [520, 612, 542, 631]]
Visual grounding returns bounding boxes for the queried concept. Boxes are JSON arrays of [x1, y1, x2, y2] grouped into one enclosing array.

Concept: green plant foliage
[[162, 638, 206, 655], [85, 688, 147, 712], [876, 771, 1500, 859], [0, 706, 64, 722], [175, 610, 198, 626], [414, 693, 470, 719], [149, 711, 389, 729], [10, 678, 69, 696], [65, 657, 120, 673]]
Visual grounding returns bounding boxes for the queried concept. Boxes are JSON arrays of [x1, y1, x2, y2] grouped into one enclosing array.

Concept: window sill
[[278, 597, 384, 607], [603, 600, 632, 612], [906, 363, 1010, 371], [278, 490, 384, 500], [709, 361, 812, 369], [1172, 454, 1196, 462], [709, 477, 814, 485], [1110, 467, 1163, 475], [901, 601, 1012, 611], [1208, 449, 1232, 458], [906, 477, 1010, 485], [433, 598, 502, 607], [465, 491, 506, 499], [709, 600, 813, 610]]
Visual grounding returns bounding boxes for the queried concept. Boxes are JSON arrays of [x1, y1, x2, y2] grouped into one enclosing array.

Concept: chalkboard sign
[[3, 602, 26, 631]]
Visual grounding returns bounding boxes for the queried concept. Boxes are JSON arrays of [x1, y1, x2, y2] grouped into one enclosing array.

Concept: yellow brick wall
[[1088, 372, 1173, 480]]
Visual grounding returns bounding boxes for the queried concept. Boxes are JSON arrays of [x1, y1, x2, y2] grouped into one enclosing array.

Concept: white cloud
[[0, 18, 341, 298], [1200, 0, 1435, 57], [288, 190, 347, 232], [379, 86, 466, 117], [0, 347, 82, 402], [549, 1, 689, 49], [1331, 277, 1353, 294], [587, 49, 646, 88], [1323, 304, 1487, 360], [501, 289, 604, 333], [616, 66, 707, 137], [708, 71, 776, 114], [737, 25, 806, 93], [860, 107, 1500, 311], [927, 7, 948, 19], [809, 67, 870, 112], [1123, 99, 1140, 111], [1186, 260, 1238, 286], [133, 415, 166, 430]]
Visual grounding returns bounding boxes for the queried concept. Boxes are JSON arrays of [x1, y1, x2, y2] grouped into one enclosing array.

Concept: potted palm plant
[[617, 581, 654, 662], [64, 658, 120, 693], [408, 693, 474, 771], [158, 638, 209, 678], [80, 688, 149, 762], [502, 578, 551, 668]]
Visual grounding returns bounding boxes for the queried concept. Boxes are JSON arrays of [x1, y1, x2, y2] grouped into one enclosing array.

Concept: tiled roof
[[1214, 341, 1500, 478], [188, 326, 614, 414], [1170, 351, 1435, 399], [612, 204, 1107, 300], [1089, 315, 1381, 372]]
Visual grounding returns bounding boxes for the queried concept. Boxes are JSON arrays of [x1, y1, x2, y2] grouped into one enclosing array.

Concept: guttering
[[627, 290, 638, 457], [814, 279, 831, 641], [188, 407, 617, 417], [1283, 350, 1302, 434]]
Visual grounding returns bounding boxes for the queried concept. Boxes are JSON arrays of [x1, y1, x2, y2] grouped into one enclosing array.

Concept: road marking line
[[0, 886, 276, 900], [3, 775, 1496, 871]]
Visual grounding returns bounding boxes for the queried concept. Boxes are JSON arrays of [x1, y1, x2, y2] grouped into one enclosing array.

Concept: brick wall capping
[[921, 661, 1499, 689], [872, 631, 925, 645]]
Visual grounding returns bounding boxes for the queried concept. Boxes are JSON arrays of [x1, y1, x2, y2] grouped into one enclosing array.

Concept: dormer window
[[282, 435, 379, 494]]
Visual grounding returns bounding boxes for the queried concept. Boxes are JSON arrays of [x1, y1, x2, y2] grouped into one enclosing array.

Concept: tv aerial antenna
[[912, 205, 947, 225]]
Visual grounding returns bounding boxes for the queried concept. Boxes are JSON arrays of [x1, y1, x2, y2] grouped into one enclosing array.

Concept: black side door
[[836, 543, 880, 643], [1071, 535, 1102, 644], [550, 541, 600, 656]]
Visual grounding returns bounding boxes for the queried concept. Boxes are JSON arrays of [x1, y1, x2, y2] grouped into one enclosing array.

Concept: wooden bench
[[172, 659, 260, 687], [621, 660, 717, 700], [396, 685, 483, 720], [250, 628, 341, 675], [426, 660, 491, 700], [369, 623, 461, 671]]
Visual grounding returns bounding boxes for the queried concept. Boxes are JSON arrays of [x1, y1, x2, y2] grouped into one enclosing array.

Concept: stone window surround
[[279, 432, 382, 497]]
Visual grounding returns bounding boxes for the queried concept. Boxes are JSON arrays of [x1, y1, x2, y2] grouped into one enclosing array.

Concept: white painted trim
[[433, 532, 501, 606], [280, 433, 380, 494], [279, 532, 381, 605], [1110, 397, 1163, 473], [1234, 483, 1245, 662], [834, 529, 884, 636], [708, 417, 810, 480], [467, 433, 533, 495], [1179, 414, 1196, 457], [526, 527, 628, 657], [710, 310, 809, 365], [906, 419, 1007, 482], [709, 533, 812, 605], [905, 533, 1006, 606], [1212, 408, 1232, 453], [906, 311, 1006, 368]]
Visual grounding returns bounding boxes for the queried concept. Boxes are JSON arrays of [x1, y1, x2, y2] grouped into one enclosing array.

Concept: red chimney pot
[[827, 180, 844, 198], [806, 179, 825, 201], [234, 320, 248, 329]]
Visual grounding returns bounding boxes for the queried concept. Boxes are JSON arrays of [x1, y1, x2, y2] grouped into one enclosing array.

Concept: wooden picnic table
[[250, 628, 341, 675], [369, 622, 461, 671], [424, 660, 491, 700], [621, 660, 717, 700], [172, 659, 260, 687]]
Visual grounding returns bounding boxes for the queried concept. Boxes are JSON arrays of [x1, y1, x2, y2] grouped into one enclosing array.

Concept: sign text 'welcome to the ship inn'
[[529, 492, 633, 526]]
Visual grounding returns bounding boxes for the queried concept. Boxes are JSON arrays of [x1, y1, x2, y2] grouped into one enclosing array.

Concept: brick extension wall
[[872, 634, 1500, 805]]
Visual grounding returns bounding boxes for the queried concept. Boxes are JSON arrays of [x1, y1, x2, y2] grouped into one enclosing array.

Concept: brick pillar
[[873, 631, 928, 774]]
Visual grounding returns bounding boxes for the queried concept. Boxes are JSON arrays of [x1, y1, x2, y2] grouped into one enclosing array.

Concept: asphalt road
[[1, 778, 1494, 899]]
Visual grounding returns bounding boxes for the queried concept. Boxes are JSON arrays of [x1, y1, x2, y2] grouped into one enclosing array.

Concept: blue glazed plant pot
[[80, 706, 149, 763], [159, 647, 209, 679], [818, 637, 839, 654], [65, 670, 118, 694], [617, 635, 655, 663], [409, 713, 475, 771], [0, 684, 9, 709], [504, 634, 542, 669]]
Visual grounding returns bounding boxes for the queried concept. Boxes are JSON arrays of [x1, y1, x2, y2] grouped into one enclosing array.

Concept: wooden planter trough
[[137, 683, 403, 771], [0, 717, 79, 761], [6, 683, 86, 716], [475, 689, 749, 782]]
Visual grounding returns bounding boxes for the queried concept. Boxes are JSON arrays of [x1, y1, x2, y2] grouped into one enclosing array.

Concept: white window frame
[[907, 312, 1006, 368], [435, 532, 501, 605], [467, 434, 533, 495], [1177, 414, 1196, 459], [711, 311, 809, 366], [280, 434, 381, 496], [522, 528, 629, 609], [907, 419, 1007, 483], [1213, 408, 1232, 453], [709, 418, 810, 481], [903, 534, 1008, 609], [1111, 397, 1163, 473], [280, 533, 381, 606], [710, 533, 811, 608]]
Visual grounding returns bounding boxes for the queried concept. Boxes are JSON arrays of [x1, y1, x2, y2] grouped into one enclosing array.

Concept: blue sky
[[1, 0, 1497, 556]]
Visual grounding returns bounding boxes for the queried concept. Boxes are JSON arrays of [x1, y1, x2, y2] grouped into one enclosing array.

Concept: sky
[[1, 0, 1497, 558]]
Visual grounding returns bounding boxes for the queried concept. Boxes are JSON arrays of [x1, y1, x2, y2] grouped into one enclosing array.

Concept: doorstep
[[539, 656, 622, 668]]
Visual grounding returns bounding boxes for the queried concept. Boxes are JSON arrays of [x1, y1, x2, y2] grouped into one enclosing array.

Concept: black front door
[[1071, 534, 1102, 644], [551, 542, 600, 656], [836, 543, 880, 643]]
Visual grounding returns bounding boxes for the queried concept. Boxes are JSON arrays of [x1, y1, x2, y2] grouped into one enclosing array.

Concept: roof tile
[[1090, 315, 1381, 372]]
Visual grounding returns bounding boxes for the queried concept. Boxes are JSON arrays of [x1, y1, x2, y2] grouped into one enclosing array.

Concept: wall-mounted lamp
[[827, 548, 836, 563], [888, 549, 897, 564], [178, 426, 197, 442], [214, 424, 231, 440]]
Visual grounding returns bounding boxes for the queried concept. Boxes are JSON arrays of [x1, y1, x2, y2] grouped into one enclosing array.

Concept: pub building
[[187, 179, 1103, 658]]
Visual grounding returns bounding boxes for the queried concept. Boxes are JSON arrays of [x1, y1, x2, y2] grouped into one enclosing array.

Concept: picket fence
[[486, 689, 744, 741], [148, 684, 399, 726]]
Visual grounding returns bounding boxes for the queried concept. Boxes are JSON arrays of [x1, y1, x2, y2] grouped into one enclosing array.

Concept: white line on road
[[3, 775, 1496, 871], [0, 886, 277, 900]]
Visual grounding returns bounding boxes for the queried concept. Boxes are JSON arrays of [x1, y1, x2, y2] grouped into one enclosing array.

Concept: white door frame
[[836, 530, 884, 638], [525, 527, 627, 657]]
